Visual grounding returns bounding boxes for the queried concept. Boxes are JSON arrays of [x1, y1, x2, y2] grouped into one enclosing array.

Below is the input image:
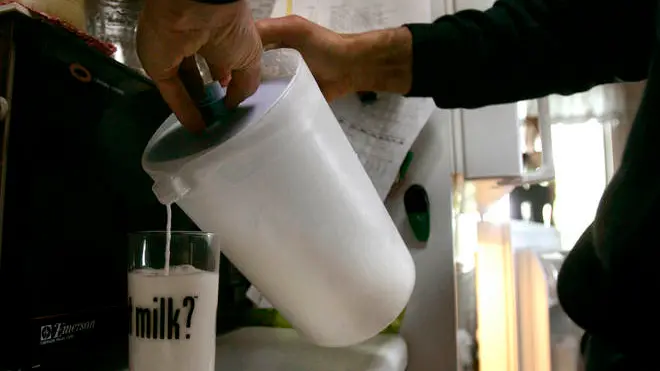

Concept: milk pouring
[[164, 204, 172, 275], [128, 266, 219, 371], [142, 49, 416, 347]]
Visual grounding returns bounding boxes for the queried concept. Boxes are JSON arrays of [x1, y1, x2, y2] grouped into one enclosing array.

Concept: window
[[551, 119, 608, 250]]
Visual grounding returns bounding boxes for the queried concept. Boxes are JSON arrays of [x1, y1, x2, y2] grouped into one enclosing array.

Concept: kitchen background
[[74, 0, 645, 369]]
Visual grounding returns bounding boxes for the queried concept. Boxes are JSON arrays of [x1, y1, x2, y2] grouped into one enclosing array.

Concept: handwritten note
[[331, 95, 435, 197]]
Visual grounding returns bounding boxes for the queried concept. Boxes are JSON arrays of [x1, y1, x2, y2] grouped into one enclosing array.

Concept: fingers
[[203, 14, 263, 109], [154, 74, 206, 133], [178, 56, 207, 103], [256, 15, 312, 49], [204, 50, 260, 109], [224, 61, 261, 109], [136, 18, 206, 132], [204, 60, 232, 88]]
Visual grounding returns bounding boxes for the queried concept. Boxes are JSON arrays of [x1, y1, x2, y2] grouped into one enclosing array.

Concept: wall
[[387, 110, 459, 371]]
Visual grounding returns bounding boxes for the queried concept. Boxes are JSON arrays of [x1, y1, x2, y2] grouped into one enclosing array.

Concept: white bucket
[[142, 49, 415, 347]]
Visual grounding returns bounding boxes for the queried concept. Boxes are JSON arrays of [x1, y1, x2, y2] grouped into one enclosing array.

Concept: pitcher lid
[[141, 49, 303, 204], [144, 76, 292, 164]]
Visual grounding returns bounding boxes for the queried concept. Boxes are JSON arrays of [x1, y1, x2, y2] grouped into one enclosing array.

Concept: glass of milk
[[127, 231, 220, 371]]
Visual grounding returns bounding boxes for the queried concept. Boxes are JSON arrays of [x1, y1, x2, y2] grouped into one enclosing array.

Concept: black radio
[[0, 6, 194, 370]]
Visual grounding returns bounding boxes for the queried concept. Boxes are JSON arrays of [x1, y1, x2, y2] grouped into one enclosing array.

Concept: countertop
[[121, 327, 408, 371]]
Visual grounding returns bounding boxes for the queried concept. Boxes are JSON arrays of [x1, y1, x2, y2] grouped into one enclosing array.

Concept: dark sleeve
[[404, 0, 656, 108]]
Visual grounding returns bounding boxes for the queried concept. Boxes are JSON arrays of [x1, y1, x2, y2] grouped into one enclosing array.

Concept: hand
[[137, 0, 262, 132], [256, 15, 413, 102], [256, 15, 355, 101]]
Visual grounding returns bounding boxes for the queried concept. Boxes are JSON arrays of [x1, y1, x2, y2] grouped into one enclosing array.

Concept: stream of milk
[[164, 203, 172, 275]]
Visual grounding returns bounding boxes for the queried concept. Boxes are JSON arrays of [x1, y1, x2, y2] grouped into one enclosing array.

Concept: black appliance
[[0, 6, 214, 370]]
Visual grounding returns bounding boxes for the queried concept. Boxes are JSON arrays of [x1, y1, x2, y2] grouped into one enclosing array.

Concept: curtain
[[525, 81, 646, 125]]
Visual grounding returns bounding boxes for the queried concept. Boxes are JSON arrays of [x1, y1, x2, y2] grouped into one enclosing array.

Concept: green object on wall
[[404, 184, 430, 242], [399, 152, 414, 181]]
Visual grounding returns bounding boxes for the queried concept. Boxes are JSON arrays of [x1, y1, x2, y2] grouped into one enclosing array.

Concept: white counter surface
[[121, 327, 407, 371], [215, 327, 407, 371]]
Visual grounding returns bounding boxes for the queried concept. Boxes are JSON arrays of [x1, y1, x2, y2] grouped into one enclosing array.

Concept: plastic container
[[141, 49, 416, 347]]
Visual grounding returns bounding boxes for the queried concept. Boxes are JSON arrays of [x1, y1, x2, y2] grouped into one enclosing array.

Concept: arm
[[350, 0, 656, 108]]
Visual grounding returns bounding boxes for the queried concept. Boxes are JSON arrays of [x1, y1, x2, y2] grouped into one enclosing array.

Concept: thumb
[[256, 15, 312, 49]]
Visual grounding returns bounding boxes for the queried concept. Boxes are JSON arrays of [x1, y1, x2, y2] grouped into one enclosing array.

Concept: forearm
[[346, 27, 414, 95], [347, 0, 654, 109]]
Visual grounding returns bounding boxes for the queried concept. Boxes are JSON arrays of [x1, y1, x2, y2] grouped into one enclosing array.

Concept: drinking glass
[[127, 231, 219, 371]]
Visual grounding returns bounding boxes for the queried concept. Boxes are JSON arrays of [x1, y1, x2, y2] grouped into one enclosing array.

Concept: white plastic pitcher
[[142, 49, 416, 347]]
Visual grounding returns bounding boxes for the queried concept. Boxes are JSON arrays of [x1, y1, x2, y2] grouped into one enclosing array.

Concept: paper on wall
[[270, 0, 436, 200], [330, 95, 435, 198], [249, 0, 277, 20]]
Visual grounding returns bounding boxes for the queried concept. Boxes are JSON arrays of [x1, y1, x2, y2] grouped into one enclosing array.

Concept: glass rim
[[128, 230, 214, 238]]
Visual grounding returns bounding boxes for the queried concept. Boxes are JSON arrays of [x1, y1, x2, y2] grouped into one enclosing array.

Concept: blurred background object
[[86, 0, 143, 71], [84, 0, 276, 73], [19, 0, 87, 29]]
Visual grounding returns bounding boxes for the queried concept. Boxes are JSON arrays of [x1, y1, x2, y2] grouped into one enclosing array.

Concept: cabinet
[[433, 0, 555, 185], [452, 98, 555, 185]]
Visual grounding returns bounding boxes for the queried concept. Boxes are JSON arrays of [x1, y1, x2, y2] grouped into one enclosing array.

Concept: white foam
[[128, 266, 219, 371]]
